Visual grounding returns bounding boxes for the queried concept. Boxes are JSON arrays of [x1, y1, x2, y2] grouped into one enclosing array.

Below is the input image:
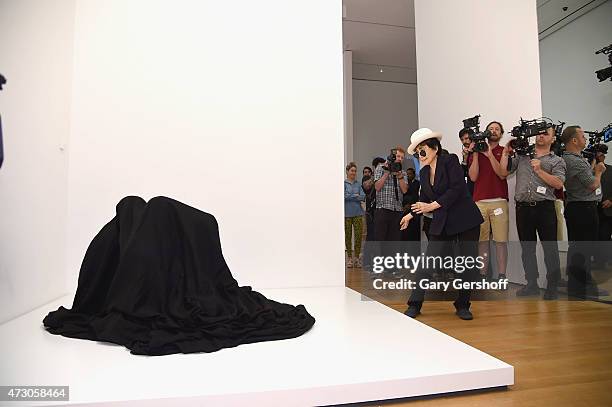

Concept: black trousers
[[374, 208, 403, 242], [400, 213, 421, 241], [365, 210, 375, 242], [515, 201, 560, 288], [407, 225, 480, 310], [565, 201, 599, 298], [363, 209, 404, 270]]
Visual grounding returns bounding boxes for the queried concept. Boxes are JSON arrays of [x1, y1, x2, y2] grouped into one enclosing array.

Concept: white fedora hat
[[407, 128, 443, 155]]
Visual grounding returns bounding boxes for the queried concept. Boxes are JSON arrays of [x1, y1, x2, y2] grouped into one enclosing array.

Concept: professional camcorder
[[595, 44, 612, 82], [509, 118, 563, 157], [384, 149, 402, 173], [583, 123, 612, 162], [462, 114, 491, 153]]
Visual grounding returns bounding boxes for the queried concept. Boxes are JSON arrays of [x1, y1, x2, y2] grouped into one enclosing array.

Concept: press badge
[[494, 208, 504, 216], [596, 187, 602, 195], [536, 186, 546, 194]]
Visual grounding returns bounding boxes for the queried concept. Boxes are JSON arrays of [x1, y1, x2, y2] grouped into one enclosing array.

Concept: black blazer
[[419, 153, 483, 236]]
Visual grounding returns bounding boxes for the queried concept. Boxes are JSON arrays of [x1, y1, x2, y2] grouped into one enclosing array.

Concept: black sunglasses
[[413, 149, 427, 159]]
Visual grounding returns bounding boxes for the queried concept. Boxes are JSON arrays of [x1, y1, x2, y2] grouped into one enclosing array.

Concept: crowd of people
[[344, 122, 612, 320]]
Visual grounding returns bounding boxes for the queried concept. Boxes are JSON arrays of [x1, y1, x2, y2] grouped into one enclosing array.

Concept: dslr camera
[[384, 149, 402, 173], [462, 114, 491, 153]]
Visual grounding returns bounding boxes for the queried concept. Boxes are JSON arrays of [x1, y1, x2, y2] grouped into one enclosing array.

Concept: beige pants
[[476, 200, 509, 242]]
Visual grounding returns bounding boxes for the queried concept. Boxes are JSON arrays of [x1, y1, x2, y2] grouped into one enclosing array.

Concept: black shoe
[[516, 284, 540, 297], [543, 289, 558, 300], [497, 274, 507, 281], [404, 305, 421, 318], [455, 308, 473, 320]]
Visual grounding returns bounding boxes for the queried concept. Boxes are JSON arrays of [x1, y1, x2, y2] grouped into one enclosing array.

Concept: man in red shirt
[[468, 121, 509, 281]]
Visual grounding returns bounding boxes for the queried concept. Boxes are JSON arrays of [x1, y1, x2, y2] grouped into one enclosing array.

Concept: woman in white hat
[[400, 128, 484, 320]]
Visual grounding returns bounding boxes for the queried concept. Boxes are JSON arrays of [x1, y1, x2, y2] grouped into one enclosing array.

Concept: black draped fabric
[[43, 196, 315, 355]]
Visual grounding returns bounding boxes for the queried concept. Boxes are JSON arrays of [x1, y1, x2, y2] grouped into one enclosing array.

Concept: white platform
[[0, 286, 513, 406]]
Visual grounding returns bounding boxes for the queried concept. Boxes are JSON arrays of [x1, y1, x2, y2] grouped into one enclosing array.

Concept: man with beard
[[468, 121, 509, 281], [459, 128, 475, 197]]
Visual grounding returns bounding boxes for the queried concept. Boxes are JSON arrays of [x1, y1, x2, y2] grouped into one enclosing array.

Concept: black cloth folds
[[43, 196, 315, 355]]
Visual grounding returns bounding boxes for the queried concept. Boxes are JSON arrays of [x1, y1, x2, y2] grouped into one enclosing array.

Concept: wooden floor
[[345, 267, 612, 407]]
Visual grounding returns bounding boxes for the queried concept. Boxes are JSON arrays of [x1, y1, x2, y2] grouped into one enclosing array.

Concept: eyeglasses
[[413, 149, 427, 159]]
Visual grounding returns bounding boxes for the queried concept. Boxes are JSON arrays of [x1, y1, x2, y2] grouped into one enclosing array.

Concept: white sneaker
[[347, 257, 354, 268]]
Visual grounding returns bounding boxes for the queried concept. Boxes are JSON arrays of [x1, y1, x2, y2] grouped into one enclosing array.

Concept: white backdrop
[[540, 0, 612, 139], [352, 79, 419, 171], [0, 0, 76, 324], [414, 0, 542, 156], [65, 0, 345, 293], [414, 0, 544, 284]]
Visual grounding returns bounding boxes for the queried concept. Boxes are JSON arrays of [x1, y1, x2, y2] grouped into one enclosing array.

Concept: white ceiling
[[537, 0, 609, 39], [343, 0, 610, 83], [343, 0, 415, 69]]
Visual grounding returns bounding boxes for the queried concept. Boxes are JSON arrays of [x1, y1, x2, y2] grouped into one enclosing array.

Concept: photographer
[[561, 126, 605, 299], [373, 147, 409, 241], [500, 126, 566, 299], [459, 129, 475, 197], [363, 157, 386, 242], [467, 121, 509, 281]]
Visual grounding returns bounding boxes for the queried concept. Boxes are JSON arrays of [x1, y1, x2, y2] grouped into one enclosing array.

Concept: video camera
[[509, 118, 561, 157], [595, 44, 612, 82], [462, 114, 491, 153], [583, 123, 612, 162], [384, 149, 402, 173]]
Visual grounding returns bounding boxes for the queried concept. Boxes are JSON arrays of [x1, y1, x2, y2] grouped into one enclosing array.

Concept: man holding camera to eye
[[459, 129, 475, 197], [561, 126, 606, 299], [467, 121, 509, 282], [373, 147, 409, 242], [500, 126, 566, 299]]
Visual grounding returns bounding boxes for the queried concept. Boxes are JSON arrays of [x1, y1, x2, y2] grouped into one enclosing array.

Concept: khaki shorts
[[476, 200, 509, 242]]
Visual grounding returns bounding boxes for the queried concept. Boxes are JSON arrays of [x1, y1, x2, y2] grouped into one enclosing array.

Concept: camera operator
[[468, 121, 509, 281], [459, 129, 475, 197], [596, 147, 612, 267], [363, 157, 386, 242], [561, 125, 605, 299], [373, 147, 409, 241], [500, 126, 566, 299]]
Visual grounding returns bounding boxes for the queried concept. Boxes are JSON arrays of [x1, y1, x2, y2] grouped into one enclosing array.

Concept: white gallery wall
[[414, 0, 543, 284], [540, 0, 612, 137], [352, 79, 419, 171], [65, 0, 345, 293], [415, 0, 542, 157], [0, 0, 76, 324]]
